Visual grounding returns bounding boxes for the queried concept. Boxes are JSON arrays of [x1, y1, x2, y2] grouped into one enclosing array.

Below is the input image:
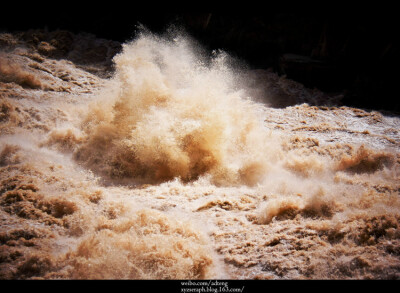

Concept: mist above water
[[62, 28, 282, 186]]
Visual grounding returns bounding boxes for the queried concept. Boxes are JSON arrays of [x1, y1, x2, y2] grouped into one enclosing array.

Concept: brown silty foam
[[0, 28, 399, 279]]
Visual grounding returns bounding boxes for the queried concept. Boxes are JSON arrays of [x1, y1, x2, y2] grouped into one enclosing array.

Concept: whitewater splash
[[1, 28, 400, 279], [63, 29, 282, 186]]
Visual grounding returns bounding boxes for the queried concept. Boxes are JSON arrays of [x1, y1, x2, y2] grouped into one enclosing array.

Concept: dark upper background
[[1, 4, 399, 113]]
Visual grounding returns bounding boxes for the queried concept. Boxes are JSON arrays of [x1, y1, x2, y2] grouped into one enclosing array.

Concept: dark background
[[1, 4, 399, 113]]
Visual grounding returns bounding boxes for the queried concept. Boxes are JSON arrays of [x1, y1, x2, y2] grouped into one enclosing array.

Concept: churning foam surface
[[1, 28, 400, 279]]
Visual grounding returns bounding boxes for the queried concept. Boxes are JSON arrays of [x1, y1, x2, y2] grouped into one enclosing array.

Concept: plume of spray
[[74, 26, 282, 186]]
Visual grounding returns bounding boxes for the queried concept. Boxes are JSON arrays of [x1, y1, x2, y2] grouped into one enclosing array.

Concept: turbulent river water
[[0, 28, 400, 279]]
